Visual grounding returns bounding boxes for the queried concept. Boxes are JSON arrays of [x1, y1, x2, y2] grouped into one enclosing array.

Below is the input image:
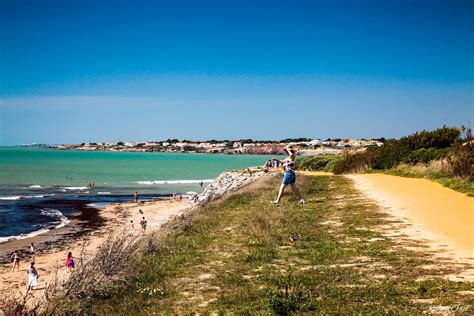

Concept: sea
[[0, 147, 277, 244]]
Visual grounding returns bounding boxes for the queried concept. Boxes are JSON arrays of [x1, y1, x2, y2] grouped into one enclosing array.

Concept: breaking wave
[[136, 179, 214, 185]]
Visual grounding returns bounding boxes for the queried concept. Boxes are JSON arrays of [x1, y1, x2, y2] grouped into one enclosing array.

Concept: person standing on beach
[[10, 250, 20, 272], [271, 146, 305, 205], [134, 191, 139, 203], [66, 252, 75, 272], [26, 262, 39, 290], [140, 217, 147, 235], [30, 243, 37, 262], [129, 220, 135, 236]]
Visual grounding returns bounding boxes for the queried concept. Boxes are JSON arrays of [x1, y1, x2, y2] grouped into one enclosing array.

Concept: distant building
[[233, 142, 242, 148], [309, 139, 322, 146]]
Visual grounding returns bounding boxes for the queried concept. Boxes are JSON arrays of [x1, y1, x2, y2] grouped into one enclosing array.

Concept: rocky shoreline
[[197, 169, 270, 203]]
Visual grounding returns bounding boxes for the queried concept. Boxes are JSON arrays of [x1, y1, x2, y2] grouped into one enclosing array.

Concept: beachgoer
[[140, 217, 147, 235], [26, 262, 39, 290], [66, 252, 75, 272], [199, 181, 203, 187], [139, 209, 143, 215], [30, 243, 36, 262], [11, 250, 20, 272], [272, 159, 278, 168], [129, 220, 135, 236], [134, 191, 139, 203], [271, 146, 305, 205], [264, 159, 272, 170]]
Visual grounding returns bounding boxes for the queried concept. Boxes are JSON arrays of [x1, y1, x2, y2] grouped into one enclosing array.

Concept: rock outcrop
[[197, 170, 267, 203]]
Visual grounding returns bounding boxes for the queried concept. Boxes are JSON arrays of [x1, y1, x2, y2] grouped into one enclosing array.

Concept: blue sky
[[0, 0, 472, 145]]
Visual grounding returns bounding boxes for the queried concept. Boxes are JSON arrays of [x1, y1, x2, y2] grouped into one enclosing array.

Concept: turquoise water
[[0, 147, 278, 242], [0, 147, 276, 194]]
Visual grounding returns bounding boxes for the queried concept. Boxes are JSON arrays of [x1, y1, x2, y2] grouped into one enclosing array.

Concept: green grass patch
[[54, 175, 474, 314]]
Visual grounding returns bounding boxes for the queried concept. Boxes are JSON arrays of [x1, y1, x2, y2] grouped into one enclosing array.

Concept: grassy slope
[[67, 175, 473, 314]]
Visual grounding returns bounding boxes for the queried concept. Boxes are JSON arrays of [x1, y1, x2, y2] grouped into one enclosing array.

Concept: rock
[[197, 170, 266, 203]]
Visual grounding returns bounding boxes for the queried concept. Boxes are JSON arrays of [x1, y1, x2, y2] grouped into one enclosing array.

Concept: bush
[[449, 142, 474, 179], [333, 126, 462, 174], [333, 152, 374, 174], [296, 155, 340, 172]]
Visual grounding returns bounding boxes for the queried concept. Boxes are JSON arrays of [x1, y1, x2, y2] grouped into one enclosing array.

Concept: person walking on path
[[128, 220, 135, 237], [140, 217, 147, 235], [66, 252, 75, 272], [26, 262, 39, 290], [11, 250, 21, 272], [30, 243, 37, 262], [271, 146, 305, 205]]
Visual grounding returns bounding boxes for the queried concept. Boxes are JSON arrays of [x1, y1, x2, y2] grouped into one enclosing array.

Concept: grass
[[54, 175, 474, 314]]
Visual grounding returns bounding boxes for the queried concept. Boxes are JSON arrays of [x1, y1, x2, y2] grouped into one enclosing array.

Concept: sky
[[0, 0, 472, 145]]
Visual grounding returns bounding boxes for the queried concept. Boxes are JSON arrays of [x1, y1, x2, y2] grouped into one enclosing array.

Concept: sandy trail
[[0, 199, 189, 303], [347, 173, 474, 280]]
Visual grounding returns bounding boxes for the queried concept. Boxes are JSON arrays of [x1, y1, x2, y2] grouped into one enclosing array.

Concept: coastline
[[0, 198, 189, 301], [0, 169, 267, 305]]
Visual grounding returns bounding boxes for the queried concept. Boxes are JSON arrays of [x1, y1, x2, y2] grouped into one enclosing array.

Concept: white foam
[[0, 228, 50, 244], [0, 195, 48, 200], [136, 179, 214, 185], [0, 196, 21, 200], [98, 192, 111, 195], [86, 202, 110, 209], [61, 186, 88, 191], [29, 185, 43, 188], [0, 209, 70, 244]]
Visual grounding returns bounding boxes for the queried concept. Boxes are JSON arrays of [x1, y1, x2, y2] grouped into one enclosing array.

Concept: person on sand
[[134, 191, 139, 203], [26, 262, 39, 290], [263, 159, 272, 171], [66, 252, 75, 272], [128, 220, 135, 236], [271, 146, 305, 205], [30, 243, 37, 262], [11, 250, 20, 272], [140, 217, 147, 235]]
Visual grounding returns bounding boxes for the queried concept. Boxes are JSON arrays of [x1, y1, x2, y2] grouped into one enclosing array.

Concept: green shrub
[[448, 143, 474, 179], [333, 126, 462, 174], [333, 152, 374, 174], [296, 155, 340, 171]]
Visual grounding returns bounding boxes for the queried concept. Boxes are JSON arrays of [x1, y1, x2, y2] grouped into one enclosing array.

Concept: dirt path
[[346, 173, 474, 280]]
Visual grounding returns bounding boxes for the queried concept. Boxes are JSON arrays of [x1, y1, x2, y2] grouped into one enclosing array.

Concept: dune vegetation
[[297, 126, 474, 196]]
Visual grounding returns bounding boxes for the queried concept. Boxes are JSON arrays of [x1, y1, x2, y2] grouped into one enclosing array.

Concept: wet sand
[[0, 198, 189, 302], [347, 173, 474, 278]]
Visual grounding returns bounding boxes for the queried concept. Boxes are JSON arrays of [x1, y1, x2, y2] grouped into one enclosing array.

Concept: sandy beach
[[0, 198, 190, 302], [347, 173, 474, 280]]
